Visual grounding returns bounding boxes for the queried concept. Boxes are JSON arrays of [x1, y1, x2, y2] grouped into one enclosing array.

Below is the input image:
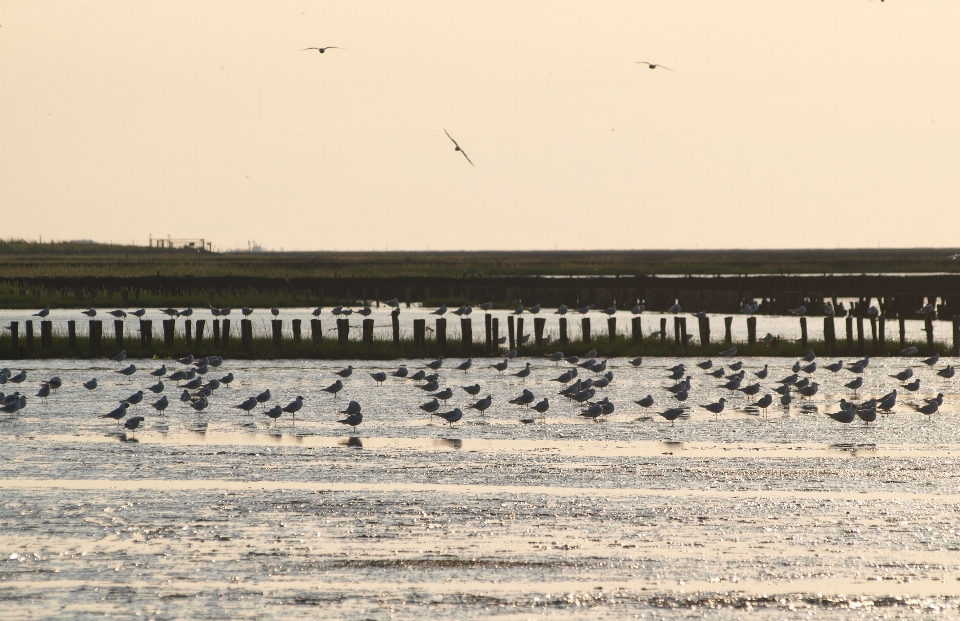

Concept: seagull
[[635, 395, 655, 408], [444, 129, 474, 166], [602, 304, 617, 316], [756, 394, 773, 415], [555, 305, 568, 315], [426, 357, 444, 371], [256, 388, 271, 406], [357, 306, 372, 316], [417, 380, 440, 392], [270, 308, 279, 317], [410, 370, 426, 382], [628, 357, 643, 367], [148, 381, 164, 394], [468, 395, 492, 415], [917, 304, 935, 315], [233, 397, 258, 412], [419, 398, 440, 414], [827, 408, 857, 424], [491, 359, 509, 373], [532, 398, 549, 418], [283, 396, 304, 418], [914, 401, 938, 418], [180, 308, 194, 317], [386, 298, 400, 308], [825, 360, 844, 373], [322, 380, 343, 397], [803, 349, 817, 362], [668, 303, 681, 314], [636, 61, 673, 71], [336, 365, 354, 378], [702, 398, 726, 418], [697, 360, 713, 370], [901, 347, 918, 356], [150, 365, 167, 377], [579, 403, 604, 421], [937, 366, 955, 379], [433, 305, 448, 316], [788, 306, 806, 316], [509, 389, 535, 407], [577, 305, 593, 314], [338, 412, 363, 427], [720, 347, 737, 357], [112, 350, 127, 362], [339, 400, 361, 416], [479, 302, 494, 311], [123, 416, 145, 434], [81, 309, 97, 317], [152, 395, 169, 415], [35, 383, 50, 402], [160, 308, 179, 317], [904, 378, 921, 392], [729, 361, 744, 371], [528, 304, 541, 314], [845, 376, 863, 395], [631, 304, 644, 315], [123, 390, 144, 406], [109, 310, 127, 319], [801, 362, 817, 374], [922, 353, 940, 366], [241, 307, 254, 316], [462, 384, 482, 395], [780, 387, 793, 406], [131, 309, 146, 318], [433, 408, 463, 427], [369, 372, 387, 385], [219, 373, 234, 386], [100, 402, 129, 425], [33, 307, 49, 318], [659, 408, 684, 423], [391, 366, 409, 379], [754, 364, 768, 379], [301, 46, 342, 53], [822, 303, 834, 316], [116, 364, 136, 377], [890, 368, 913, 381], [177, 355, 194, 365], [83, 378, 98, 390], [513, 362, 532, 380]]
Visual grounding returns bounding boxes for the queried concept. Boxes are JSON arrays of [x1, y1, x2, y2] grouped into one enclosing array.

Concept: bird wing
[[301, 47, 321, 51], [459, 149, 475, 166], [658, 65, 674, 71], [444, 128, 459, 148]]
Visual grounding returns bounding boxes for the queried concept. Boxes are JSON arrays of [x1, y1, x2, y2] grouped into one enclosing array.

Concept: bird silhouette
[[444, 129, 474, 166], [637, 61, 673, 71], [301, 46, 343, 53]]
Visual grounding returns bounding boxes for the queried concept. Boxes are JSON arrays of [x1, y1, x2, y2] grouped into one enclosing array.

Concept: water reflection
[[435, 438, 463, 450], [341, 436, 363, 448]]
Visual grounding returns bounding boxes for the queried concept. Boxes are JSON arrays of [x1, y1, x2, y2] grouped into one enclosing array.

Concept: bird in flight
[[301, 46, 343, 53], [444, 129, 474, 166], [636, 61, 673, 71]]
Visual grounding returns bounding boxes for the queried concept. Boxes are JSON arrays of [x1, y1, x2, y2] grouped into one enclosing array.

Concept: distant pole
[[337, 318, 349, 348], [40, 320, 52, 349], [516, 317, 524, 351], [437, 317, 447, 355], [213, 319, 221, 348], [824, 316, 835, 355], [953, 316, 960, 357], [89, 320, 102, 356], [679, 317, 687, 346], [491, 317, 499, 352], [508, 315, 516, 350], [362, 318, 374, 346], [559, 317, 568, 345], [581, 317, 591, 344], [534, 317, 546, 346], [222, 319, 231, 347], [878, 317, 885, 352], [856, 316, 865, 355], [163, 319, 176, 349], [141, 320, 152, 351], [673, 317, 681, 346], [869, 316, 878, 353], [25, 320, 34, 350], [195, 319, 205, 346], [461, 317, 472, 355], [292, 319, 302, 344], [845, 317, 854, 354], [723, 317, 733, 345], [241, 319, 252, 351], [799, 317, 807, 349], [607, 317, 616, 341], [699, 316, 711, 347], [115, 319, 125, 349], [484, 313, 492, 354], [185, 319, 193, 346], [392, 314, 400, 347], [660, 317, 667, 344], [67, 320, 77, 351], [898, 317, 906, 349], [271, 319, 282, 349], [311, 319, 322, 344], [9, 322, 18, 358], [632, 317, 643, 344], [925, 315, 934, 354]]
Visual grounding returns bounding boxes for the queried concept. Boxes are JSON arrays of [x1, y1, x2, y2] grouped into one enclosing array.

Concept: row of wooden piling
[[1, 313, 957, 357]]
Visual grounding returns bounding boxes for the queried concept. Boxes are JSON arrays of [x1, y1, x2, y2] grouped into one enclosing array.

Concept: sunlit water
[[2, 356, 960, 619], [0, 305, 952, 345]]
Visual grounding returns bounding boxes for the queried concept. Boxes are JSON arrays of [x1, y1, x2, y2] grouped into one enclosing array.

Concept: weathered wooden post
[[240, 319, 252, 351], [271, 319, 282, 349], [461, 317, 472, 355], [362, 318, 374, 346], [140, 320, 152, 351], [40, 320, 52, 349], [484, 313, 493, 354], [163, 319, 176, 348], [184, 319, 193, 346], [535, 317, 546, 345], [436, 317, 447, 354], [291, 319, 302, 344], [67, 320, 77, 351], [800, 317, 808, 349], [311, 319, 322, 344], [869, 317, 878, 353], [824, 316, 835, 355], [679, 317, 687, 346], [953, 316, 960, 357], [222, 319, 231, 347], [898, 317, 906, 349], [724, 317, 733, 345], [632, 316, 643, 344], [746, 316, 756, 346], [516, 317, 524, 351], [607, 317, 616, 341], [581, 317, 591, 344], [213, 319, 221, 348], [337, 318, 349, 348], [673, 317, 681, 346], [113, 319, 124, 349], [660, 317, 667, 344], [25, 320, 34, 349], [698, 316, 711, 347], [413, 318, 426, 349], [559, 317, 568, 345], [491, 317, 499, 351], [845, 317, 854, 354], [391, 314, 400, 347], [89, 320, 102, 356], [195, 319, 205, 346], [856, 316, 865, 354], [878, 317, 885, 351], [508, 315, 516, 350], [924, 315, 934, 354], [9, 322, 18, 357]]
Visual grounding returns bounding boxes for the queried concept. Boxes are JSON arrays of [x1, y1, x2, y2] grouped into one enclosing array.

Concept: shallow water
[[2, 356, 960, 619]]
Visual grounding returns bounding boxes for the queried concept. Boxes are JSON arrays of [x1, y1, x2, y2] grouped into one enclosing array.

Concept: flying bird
[[636, 61, 673, 71], [301, 46, 343, 53], [444, 129, 474, 166]]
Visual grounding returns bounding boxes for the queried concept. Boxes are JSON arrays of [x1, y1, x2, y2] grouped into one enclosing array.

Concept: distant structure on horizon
[[149, 235, 213, 252]]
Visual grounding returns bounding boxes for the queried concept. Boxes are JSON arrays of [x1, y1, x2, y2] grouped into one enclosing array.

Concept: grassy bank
[[0, 333, 944, 362]]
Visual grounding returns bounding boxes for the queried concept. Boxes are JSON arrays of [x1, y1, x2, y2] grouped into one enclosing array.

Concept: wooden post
[[362, 318, 374, 346], [824, 316, 835, 355], [746, 316, 756, 346], [698, 316, 711, 347], [140, 320, 152, 350], [878, 317, 885, 352], [485, 313, 492, 354], [67, 320, 77, 351], [607, 317, 616, 341], [800, 317, 808, 349], [89, 320, 102, 356], [953, 316, 960, 357], [581, 317, 591, 344], [660, 317, 667, 343], [9, 322, 18, 358], [222, 319, 231, 347], [869, 316, 878, 353], [392, 314, 400, 347], [25, 320, 34, 349], [311, 319, 322, 344], [632, 316, 643, 344], [925, 315, 934, 354], [679, 317, 687, 346], [673, 317, 681, 345], [163, 319, 176, 348], [241, 319, 252, 350], [185, 319, 193, 345], [516, 317, 524, 351], [114, 319, 124, 349], [461, 317, 472, 355], [213, 319, 221, 348], [292, 319, 302, 344], [845, 316, 854, 354], [195, 319, 205, 346], [413, 318, 425, 349], [508, 315, 516, 350], [724, 317, 733, 345], [534, 317, 546, 345], [492, 317, 499, 351], [898, 317, 906, 349], [436, 317, 447, 354], [270, 319, 281, 348], [337, 318, 349, 347], [559, 317, 568, 344], [856, 316, 865, 354], [40, 320, 52, 349]]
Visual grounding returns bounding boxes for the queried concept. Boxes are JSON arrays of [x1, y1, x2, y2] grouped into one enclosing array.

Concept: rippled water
[[2, 356, 960, 619]]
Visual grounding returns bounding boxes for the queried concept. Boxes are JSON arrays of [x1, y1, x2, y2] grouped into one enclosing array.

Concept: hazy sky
[[2, 1, 958, 251]]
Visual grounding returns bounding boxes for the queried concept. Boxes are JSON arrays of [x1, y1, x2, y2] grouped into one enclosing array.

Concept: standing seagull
[[300, 46, 343, 53], [444, 129, 474, 166], [636, 61, 673, 71]]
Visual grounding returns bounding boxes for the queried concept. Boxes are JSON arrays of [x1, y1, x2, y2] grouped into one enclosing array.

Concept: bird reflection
[[435, 438, 463, 450], [341, 436, 363, 448]]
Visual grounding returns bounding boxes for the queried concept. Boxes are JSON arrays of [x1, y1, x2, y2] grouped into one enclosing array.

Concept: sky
[[1, 0, 958, 251]]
